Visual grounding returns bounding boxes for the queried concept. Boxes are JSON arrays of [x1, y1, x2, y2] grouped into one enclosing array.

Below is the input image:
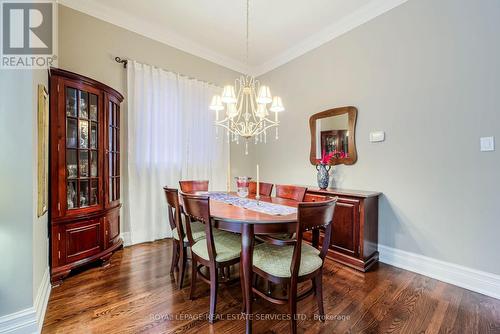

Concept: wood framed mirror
[[309, 106, 358, 165]]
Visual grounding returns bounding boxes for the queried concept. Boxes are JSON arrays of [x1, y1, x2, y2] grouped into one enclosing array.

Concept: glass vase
[[316, 164, 331, 189], [235, 176, 252, 198]]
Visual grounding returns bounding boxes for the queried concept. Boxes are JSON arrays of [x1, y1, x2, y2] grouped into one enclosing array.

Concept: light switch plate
[[480, 136, 495, 152], [370, 131, 385, 142]]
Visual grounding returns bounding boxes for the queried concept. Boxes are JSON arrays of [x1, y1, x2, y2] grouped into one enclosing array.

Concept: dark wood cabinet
[[63, 219, 102, 263], [49, 68, 124, 284], [331, 198, 360, 257], [104, 209, 121, 249], [306, 187, 380, 272]]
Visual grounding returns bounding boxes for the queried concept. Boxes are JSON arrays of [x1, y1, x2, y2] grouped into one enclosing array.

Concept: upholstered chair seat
[[253, 242, 321, 278], [172, 220, 206, 243], [191, 232, 241, 262]]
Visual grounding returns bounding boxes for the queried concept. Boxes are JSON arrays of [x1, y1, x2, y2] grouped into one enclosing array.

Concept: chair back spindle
[[248, 181, 274, 197], [180, 193, 217, 262], [290, 198, 337, 278], [179, 180, 209, 193], [275, 185, 307, 202], [163, 187, 184, 241]]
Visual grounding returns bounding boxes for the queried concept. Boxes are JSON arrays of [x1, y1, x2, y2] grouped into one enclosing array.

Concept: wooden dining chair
[[251, 198, 337, 334], [303, 193, 329, 245], [248, 181, 274, 197], [180, 192, 242, 323], [163, 187, 207, 289], [259, 192, 330, 296], [179, 180, 209, 193], [260, 185, 307, 245], [275, 184, 307, 202]]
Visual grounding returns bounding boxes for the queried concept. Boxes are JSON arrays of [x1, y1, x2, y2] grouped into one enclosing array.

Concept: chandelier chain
[[246, 0, 249, 68]]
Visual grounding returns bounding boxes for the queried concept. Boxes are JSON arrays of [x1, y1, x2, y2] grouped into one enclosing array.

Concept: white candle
[[256, 164, 260, 198], [227, 154, 231, 192]]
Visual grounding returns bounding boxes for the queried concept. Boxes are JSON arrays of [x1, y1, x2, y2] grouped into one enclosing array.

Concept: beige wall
[[0, 68, 49, 320], [0, 71, 35, 316], [32, 69, 49, 304], [58, 5, 240, 92], [244, 0, 500, 274], [58, 5, 242, 234]]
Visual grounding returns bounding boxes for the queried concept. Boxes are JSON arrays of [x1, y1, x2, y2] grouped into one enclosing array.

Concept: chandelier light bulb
[[209, 95, 224, 111], [270, 96, 285, 112], [221, 85, 237, 103], [257, 85, 272, 104]]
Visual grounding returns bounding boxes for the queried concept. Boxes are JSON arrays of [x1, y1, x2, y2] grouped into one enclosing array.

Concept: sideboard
[[305, 187, 381, 272]]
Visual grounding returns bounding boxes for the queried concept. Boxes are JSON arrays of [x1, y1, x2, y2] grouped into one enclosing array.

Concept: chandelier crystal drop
[[209, 0, 284, 154]]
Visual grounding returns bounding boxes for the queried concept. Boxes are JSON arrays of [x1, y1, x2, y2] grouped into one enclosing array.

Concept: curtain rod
[[114, 56, 222, 88]]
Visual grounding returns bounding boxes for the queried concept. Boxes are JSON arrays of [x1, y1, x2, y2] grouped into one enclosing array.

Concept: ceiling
[[59, 0, 409, 75]]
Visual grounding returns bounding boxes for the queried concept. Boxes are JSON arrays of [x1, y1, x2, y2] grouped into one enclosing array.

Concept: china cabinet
[[49, 68, 123, 284]]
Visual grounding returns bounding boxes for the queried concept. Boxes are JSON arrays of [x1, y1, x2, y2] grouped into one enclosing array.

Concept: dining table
[[188, 191, 300, 334]]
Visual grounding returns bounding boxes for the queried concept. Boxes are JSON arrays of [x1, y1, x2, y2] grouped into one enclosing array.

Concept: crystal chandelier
[[209, 0, 285, 155]]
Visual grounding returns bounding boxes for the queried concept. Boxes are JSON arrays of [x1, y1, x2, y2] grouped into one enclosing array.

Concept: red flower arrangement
[[316, 149, 347, 165]]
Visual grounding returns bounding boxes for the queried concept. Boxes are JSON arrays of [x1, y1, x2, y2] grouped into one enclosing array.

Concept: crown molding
[[58, 0, 409, 77], [57, 0, 248, 74], [252, 0, 410, 76]]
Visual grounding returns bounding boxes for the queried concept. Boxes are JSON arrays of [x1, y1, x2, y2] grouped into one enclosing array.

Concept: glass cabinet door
[[107, 100, 120, 205], [65, 86, 100, 210]]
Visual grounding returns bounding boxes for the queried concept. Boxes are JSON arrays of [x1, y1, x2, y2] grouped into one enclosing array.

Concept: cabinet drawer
[[64, 219, 102, 263]]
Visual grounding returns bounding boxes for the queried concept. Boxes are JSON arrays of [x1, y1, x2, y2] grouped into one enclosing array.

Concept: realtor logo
[[1, 1, 56, 68]]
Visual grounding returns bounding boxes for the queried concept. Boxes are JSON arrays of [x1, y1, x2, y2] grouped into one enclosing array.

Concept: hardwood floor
[[42, 240, 500, 334]]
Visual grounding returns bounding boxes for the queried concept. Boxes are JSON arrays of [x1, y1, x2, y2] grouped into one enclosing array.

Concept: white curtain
[[126, 60, 229, 245]]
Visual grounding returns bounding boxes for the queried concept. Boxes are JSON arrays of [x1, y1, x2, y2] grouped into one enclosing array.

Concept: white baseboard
[[0, 309, 37, 334], [0, 267, 51, 334], [379, 245, 500, 300], [34, 268, 51, 333], [121, 232, 132, 247], [121, 231, 173, 247]]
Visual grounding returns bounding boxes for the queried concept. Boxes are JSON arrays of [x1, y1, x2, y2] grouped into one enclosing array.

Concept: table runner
[[207, 192, 297, 216]]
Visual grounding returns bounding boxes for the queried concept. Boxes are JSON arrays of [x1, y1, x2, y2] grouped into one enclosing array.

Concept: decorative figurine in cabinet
[[49, 68, 123, 284]]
